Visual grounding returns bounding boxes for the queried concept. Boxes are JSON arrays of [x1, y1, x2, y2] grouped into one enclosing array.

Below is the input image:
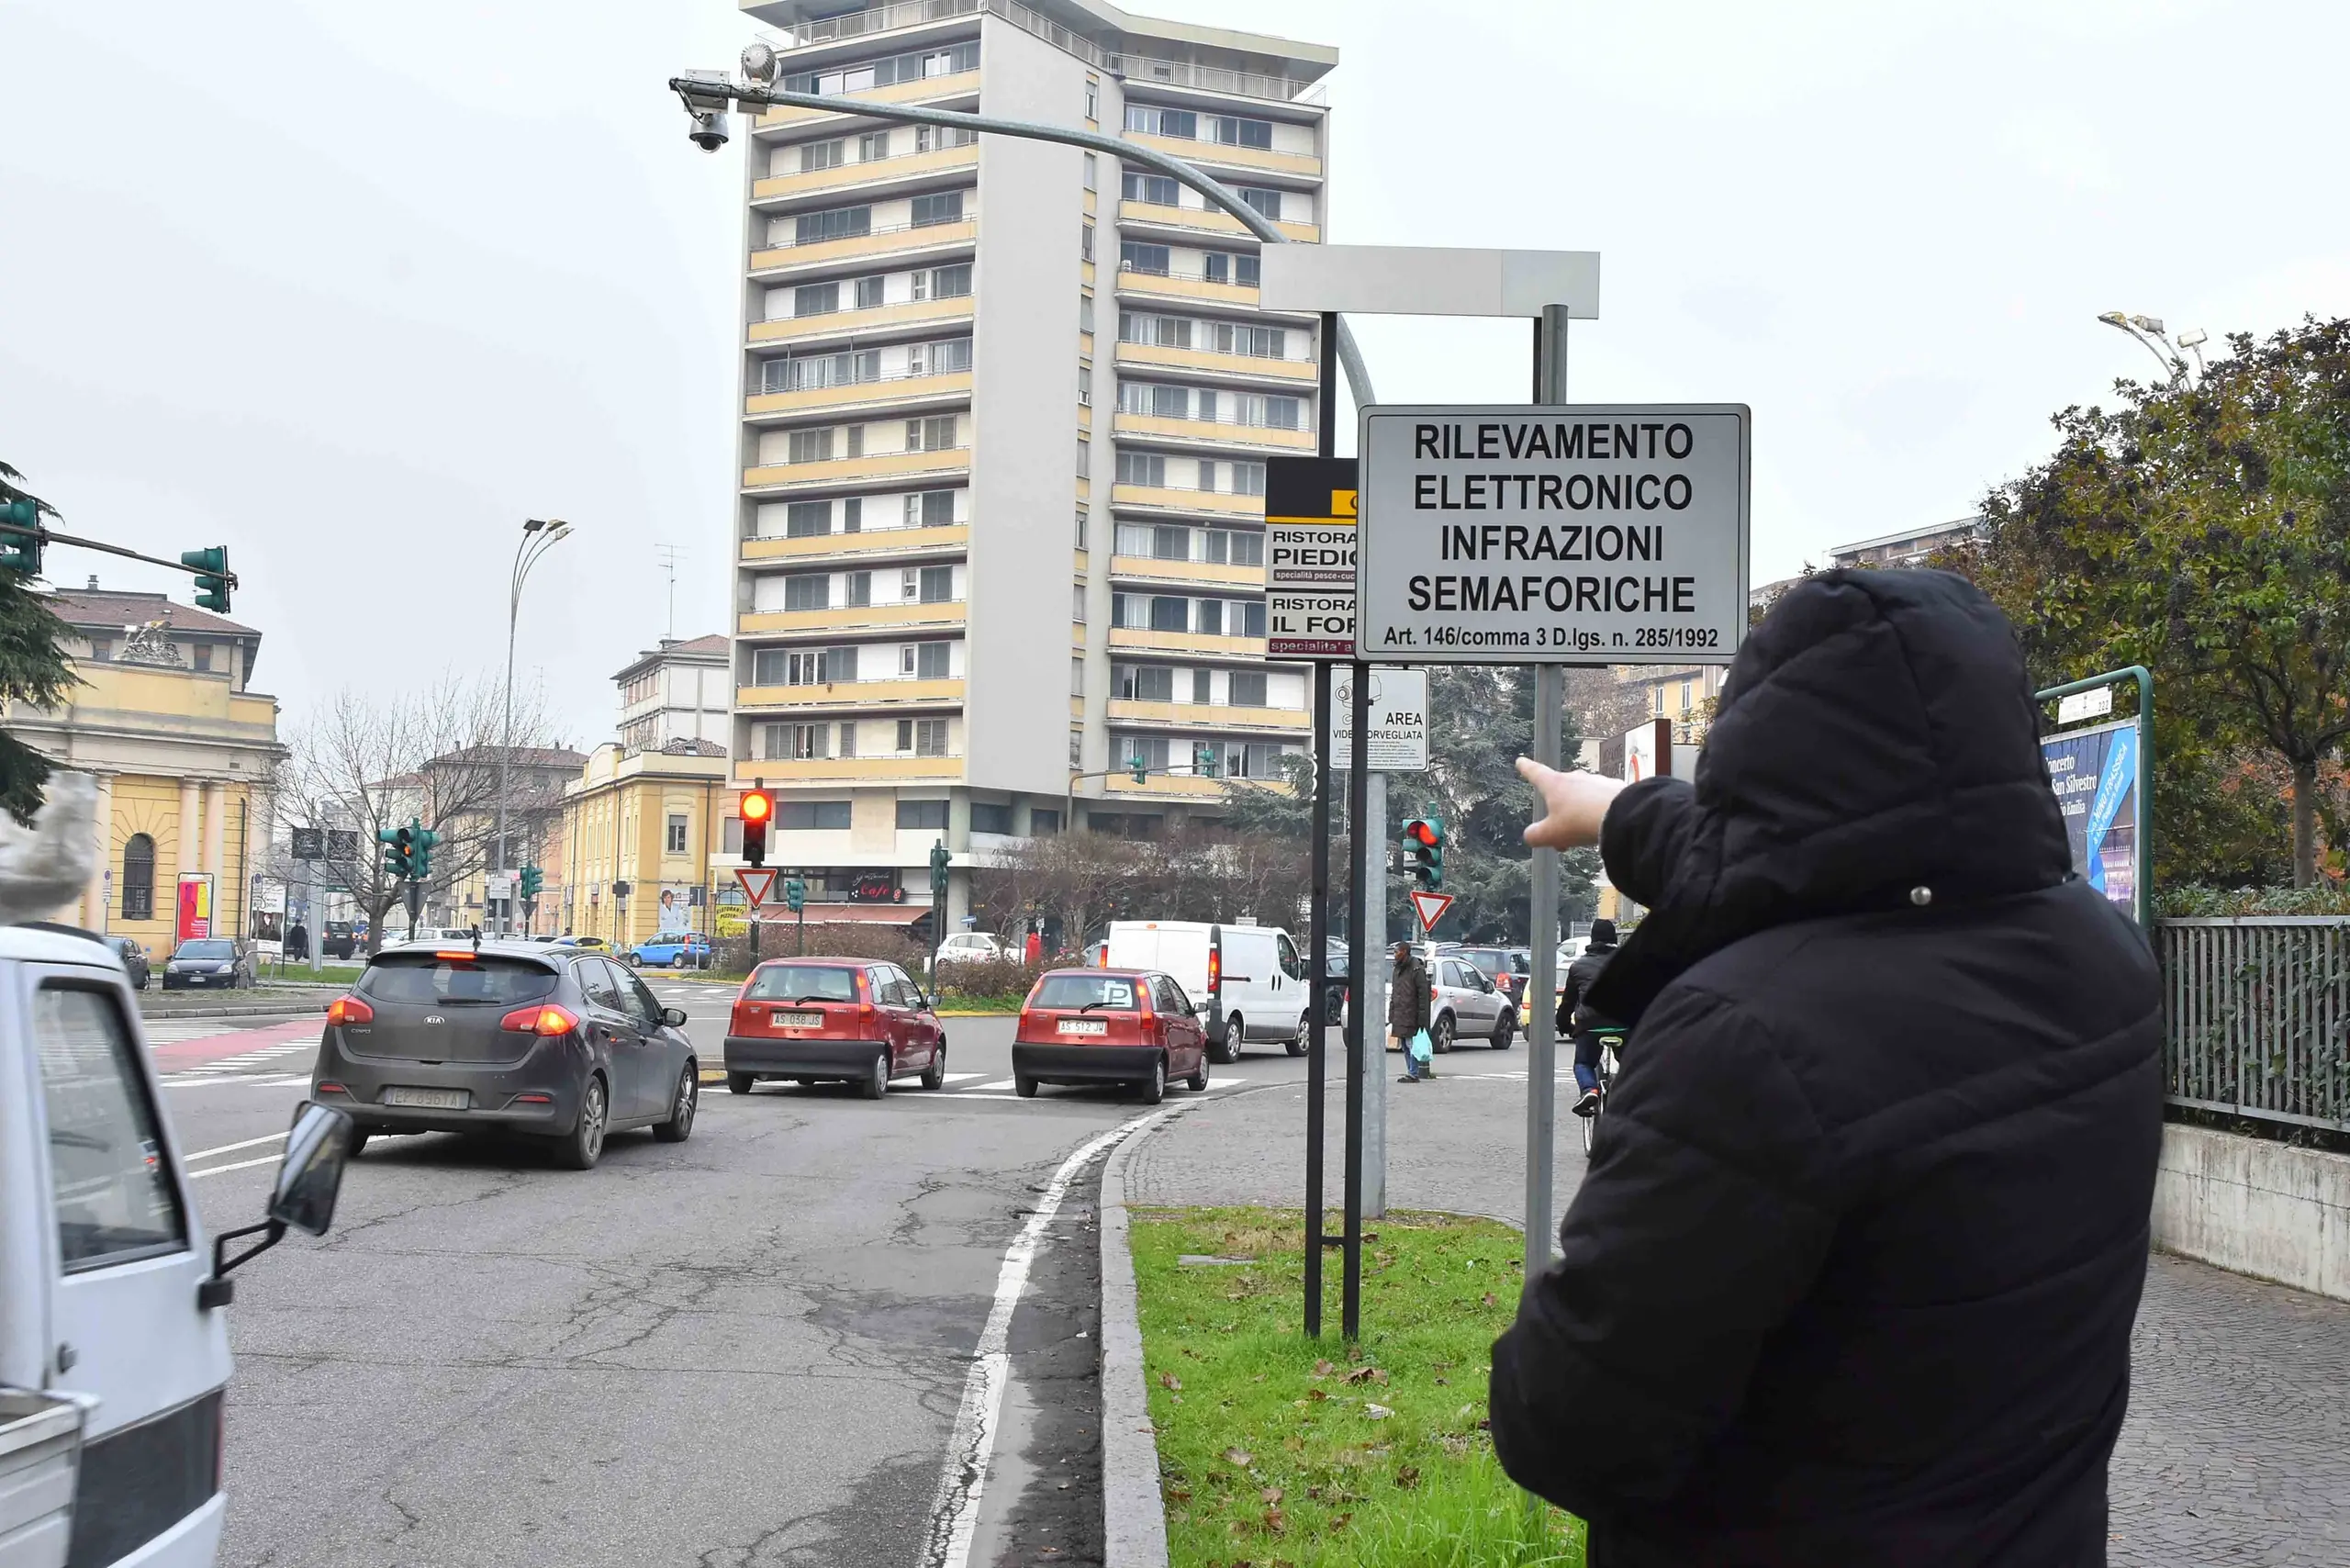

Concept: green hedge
[[2155, 883, 2350, 918]]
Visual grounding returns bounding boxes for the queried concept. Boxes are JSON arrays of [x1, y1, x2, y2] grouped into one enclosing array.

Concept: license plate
[[382, 1086, 469, 1110], [1058, 1018, 1107, 1036], [185, 976, 206, 985], [772, 1011, 824, 1029]]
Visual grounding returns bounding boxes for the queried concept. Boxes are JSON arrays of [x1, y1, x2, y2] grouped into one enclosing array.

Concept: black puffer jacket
[[1490, 569, 2162, 1568], [1558, 940, 1619, 1034]]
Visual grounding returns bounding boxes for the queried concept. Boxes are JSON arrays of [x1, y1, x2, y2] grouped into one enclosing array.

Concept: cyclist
[[1558, 918, 1622, 1116]]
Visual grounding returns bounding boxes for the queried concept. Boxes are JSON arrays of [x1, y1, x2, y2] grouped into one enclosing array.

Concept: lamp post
[[2097, 310, 2206, 385], [497, 517, 572, 935]]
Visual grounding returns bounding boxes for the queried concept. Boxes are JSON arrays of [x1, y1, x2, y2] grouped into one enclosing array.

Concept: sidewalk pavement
[[1125, 1056, 2350, 1567]]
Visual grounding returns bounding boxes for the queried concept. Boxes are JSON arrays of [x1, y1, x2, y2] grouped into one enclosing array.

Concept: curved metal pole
[[673, 77, 1377, 407], [496, 525, 569, 933]]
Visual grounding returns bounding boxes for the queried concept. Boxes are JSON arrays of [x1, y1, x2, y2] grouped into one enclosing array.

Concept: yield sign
[[735, 868, 778, 910], [1409, 890, 1454, 935]]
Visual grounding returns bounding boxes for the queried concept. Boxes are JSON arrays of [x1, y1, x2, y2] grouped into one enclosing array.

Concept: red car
[[1011, 967, 1209, 1103], [723, 958, 946, 1100]]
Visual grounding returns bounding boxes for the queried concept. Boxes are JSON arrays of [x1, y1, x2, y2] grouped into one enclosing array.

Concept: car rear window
[[1460, 950, 1509, 978], [1031, 973, 1141, 1011], [360, 954, 556, 1005], [744, 964, 860, 1002]]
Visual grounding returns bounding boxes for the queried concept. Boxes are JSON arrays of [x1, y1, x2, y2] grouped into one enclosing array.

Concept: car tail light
[[501, 1003, 581, 1036], [1207, 945, 1222, 996], [1137, 987, 1155, 1023], [315, 1081, 347, 1095], [326, 995, 373, 1027], [515, 1092, 554, 1104]]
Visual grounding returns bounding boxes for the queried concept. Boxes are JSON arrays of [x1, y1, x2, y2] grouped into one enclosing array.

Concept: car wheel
[[556, 1076, 608, 1170], [1214, 1013, 1244, 1065], [1015, 1073, 1039, 1098], [727, 1071, 755, 1095], [857, 1049, 890, 1101], [1324, 991, 1344, 1026], [1286, 1015, 1309, 1058], [1491, 1013, 1515, 1049], [1136, 1053, 1167, 1104], [653, 1068, 698, 1142], [1432, 1014, 1456, 1054], [1185, 1050, 1208, 1092], [346, 1130, 369, 1159], [920, 1039, 946, 1091]]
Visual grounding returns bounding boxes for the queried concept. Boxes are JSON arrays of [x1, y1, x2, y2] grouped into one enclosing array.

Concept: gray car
[[308, 942, 699, 1170]]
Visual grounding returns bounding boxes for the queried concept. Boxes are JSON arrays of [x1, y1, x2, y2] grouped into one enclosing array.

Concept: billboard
[[655, 885, 694, 935], [2042, 718, 2139, 915], [176, 872, 214, 941]]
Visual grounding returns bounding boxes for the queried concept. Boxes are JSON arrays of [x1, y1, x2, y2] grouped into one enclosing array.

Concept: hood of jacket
[[1589, 567, 2072, 1024]]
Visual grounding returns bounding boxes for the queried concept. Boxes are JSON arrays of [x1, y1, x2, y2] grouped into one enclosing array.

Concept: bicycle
[[1580, 1027, 1627, 1156]]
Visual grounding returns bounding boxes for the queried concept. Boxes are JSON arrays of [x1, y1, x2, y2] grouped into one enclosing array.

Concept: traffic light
[[784, 877, 807, 913], [520, 864, 543, 900], [929, 840, 950, 884], [1193, 743, 1220, 778], [181, 546, 231, 613], [0, 498, 41, 577], [1402, 817, 1445, 890], [739, 789, 773, 868], [377, 824, 414, 879], [1130, 752, 1147, 784], [409, 823, 439, 879]]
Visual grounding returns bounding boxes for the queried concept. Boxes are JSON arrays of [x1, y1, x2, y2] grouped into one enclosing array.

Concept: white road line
[[970, 1078, 1017, 1092], [186, 1132, 288, 1163], [920, 1106, 1175, 1568], [188, 1154, 285, 1180], [940, 1072, 987, 1084]]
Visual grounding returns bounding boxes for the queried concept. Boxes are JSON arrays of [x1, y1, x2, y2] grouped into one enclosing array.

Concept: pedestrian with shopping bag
[[1387, 939, 1435, 1083]]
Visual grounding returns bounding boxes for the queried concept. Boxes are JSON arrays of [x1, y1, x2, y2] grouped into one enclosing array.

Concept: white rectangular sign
[[1356, 404, 1751, 664], [1330, 666, 1428, 771], [2056, 687, 2114, 724]]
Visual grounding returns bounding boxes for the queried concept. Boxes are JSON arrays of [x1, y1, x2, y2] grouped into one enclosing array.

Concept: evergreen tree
[[0, 462, 79, 825]]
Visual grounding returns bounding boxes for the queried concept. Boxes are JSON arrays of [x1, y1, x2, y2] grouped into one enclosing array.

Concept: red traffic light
[[1405, 820, 1438, 846], [740, 789, 773, 823]]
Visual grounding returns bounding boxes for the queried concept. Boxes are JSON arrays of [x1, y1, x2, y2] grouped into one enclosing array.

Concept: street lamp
[[496, 517, 572, 935], [2098, 310, 2205, 385]]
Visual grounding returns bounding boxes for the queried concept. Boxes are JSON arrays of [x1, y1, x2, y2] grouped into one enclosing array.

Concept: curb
[[138, 1000, 330, 1021], [1099, 1104, 1177, 1568]]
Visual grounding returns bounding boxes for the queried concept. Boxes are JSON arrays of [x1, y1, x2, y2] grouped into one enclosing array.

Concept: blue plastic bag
[[1409, 1028, 1434, 1065]]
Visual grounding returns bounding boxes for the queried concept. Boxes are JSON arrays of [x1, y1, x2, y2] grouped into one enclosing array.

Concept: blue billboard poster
[[2042, 719, 2140, 914]]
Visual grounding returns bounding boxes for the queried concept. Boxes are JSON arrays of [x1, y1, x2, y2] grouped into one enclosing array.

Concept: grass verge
[[1130, 1205, 1583, 1568]]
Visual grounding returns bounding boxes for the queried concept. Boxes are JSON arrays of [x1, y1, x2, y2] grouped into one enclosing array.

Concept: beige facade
[[557, 744, 731, 948]]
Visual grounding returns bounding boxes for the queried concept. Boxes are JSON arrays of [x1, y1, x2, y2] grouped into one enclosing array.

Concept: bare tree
[[277, 677, 560, 953], [972, 828, 1308, 949]]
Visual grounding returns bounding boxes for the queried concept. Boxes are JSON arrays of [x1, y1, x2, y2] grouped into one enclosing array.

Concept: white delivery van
[[0, 923, 354, 1568], [1102, 920, 1310, 1061]]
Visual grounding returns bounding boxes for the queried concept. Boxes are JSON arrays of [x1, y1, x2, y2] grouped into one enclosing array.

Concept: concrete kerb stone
[[137, 1000, 330, 1021]]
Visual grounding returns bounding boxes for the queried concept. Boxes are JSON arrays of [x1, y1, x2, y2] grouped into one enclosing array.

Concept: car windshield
[[361, 954, 557, 1005], [744, 965, 859, 1002], [1031, 973, 1140, 1011], [174, 941, 233, 960]]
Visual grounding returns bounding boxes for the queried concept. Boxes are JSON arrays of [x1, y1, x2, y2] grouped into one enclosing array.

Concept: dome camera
[[688, 109, 730, 152]]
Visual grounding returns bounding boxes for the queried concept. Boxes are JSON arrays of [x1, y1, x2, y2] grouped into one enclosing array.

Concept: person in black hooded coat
[[1489, 569, 2163, 1568]]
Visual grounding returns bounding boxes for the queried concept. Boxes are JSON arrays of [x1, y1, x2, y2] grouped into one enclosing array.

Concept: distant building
[[558, 740, 731, 948], [614, 635, 731, 754], [1830, 517, 1985, 570]]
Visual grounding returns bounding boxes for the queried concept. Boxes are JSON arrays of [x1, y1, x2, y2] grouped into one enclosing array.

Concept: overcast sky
[[5, 0, 2344, 744]]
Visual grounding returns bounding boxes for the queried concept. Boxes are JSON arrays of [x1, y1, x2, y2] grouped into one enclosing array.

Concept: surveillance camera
[[688, 109, 730, 152]]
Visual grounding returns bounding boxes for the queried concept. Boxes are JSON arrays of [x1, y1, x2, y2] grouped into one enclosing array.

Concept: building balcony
[[738, 600, 966, 634], [1114, 340, 1317, 386], [1124, 132, 1321, 183], [1113, 265, 1277, 313], [1109, 482, 1264, 520], [749, 295, 974, 347], [1117, 200, 1318, 245], [750, 217, 978, 276], [1107, 627, 1266, 659], [750, 142, 979, 206], [744, 368, 972, 421], [752, 69, 981, 130], [1107, 699, 1309, 734], [744, 523, 968, 564], [738, 678, 966, 711], [1108, 554, 1266, 590], [744, 446, 971, 491], [742, 755, 962, 783], [1102, 770, 1246, 800], [1112, 410, 1316, 453]]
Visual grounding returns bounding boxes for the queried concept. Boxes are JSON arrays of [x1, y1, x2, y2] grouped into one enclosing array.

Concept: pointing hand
[[1518, 758, 1625, 851]]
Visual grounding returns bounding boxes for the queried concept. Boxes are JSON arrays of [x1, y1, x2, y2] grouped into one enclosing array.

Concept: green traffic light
[[181, 545, 231, 613], [1, 498, 43, 577]]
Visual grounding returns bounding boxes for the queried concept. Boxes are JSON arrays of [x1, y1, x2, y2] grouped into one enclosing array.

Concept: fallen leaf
[[1395, 1465, 1421, 1490], [1251, 1372, 1267, 1383], [1260, 1486, 1283, 1505], [1312, 1360, 1336, 1379], [1457, 1404, 1476, 1420], [1330, 1511, 1355, 1530], [1224, 1447, 1254, 1467], [1282, 1436, 1304, 1452], [1364, 1403, 1393, 1419], [1159, 1372, 1181, 1391], [1166, 1484, 1192, 1502], [1342, 1365, 1383, 1384], [1292, 1398, 1308, 1408], [1262, 1507, 1287, 1535], [1434, 1376, 1450, 1386], [1483, 1292, 1499, 1307], [1306, 1388, 1327, 1402]]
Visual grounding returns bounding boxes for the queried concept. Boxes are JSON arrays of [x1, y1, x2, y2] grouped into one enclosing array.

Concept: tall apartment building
[[732, 0, 1336, 929]]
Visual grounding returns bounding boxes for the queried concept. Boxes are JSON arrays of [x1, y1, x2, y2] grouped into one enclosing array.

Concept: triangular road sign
[[1409, 890, 1454, 935], [735, 868, 778, 910]]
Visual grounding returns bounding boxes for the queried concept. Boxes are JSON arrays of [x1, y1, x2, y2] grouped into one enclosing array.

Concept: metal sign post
[[1341, 655, 1371, 1339], [2036, 666, 2154, 930]]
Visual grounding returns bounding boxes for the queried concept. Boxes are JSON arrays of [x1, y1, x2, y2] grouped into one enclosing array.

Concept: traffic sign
[[1356, 405, 1750, 664], [290, 827, 323, 861], [735, 868, 778, 909], [1329, 666, 1427, 771], [1408, 889, 1454, 935], [1267, 456, 1358, 658]]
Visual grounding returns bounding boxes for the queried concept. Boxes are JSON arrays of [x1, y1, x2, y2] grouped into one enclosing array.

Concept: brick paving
[[1126, 1062, 2350, 1565]]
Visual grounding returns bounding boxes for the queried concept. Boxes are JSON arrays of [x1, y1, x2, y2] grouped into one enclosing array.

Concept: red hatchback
[[724, 958, 946, 1100], [1011, 967, 1209, 1103]]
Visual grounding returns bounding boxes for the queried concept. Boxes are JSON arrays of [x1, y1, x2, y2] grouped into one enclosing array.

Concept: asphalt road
[[161, 978, 1329, 1568]]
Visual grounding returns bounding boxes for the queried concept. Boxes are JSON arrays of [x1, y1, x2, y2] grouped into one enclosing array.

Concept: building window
[[910, 190, 965, 228], [1083, 84, 1098, 124], [1206, 115, 1274, 150], [1192, 667, 1212, 704], [666, 814, 688, 854], [787, 428, 835, 465], [787, 500, 831, 537], [897, 799, 948, 831], [192, 644, 213, 673], [1071, 658, 1085, 697], [1148, 597, 1189, 633], [723, 817, 744, 855], [915, 121, 976, 152], [1079, 294, 1094, 333], [796, 205, 872, 245], [1080, 223, 1094, 262], [1653, 685, 1666, 716], [1073, 585, 1088, 623], [1229, 670, 1269, 707], [915, 641, 951, 678], [1119, 241, 1170, 276], [1115, 451, 1166, 487], [1201, 252, 1261, 288], [801, 138, 846, 172], [855, 274, 886, 308], [838, 721, 857, 756], [969, 802, 1013, 835], [88, 639, 110, 662], [905, 489, 955, 527], [1238, 601, 1267, 638], [778, 801, 852, 830], [1077, 366, 1091, 407], [1236, 186, 1282, 220], [1195, 599, 1223, 635], [120, 833, 154, 920], [1124, 105, 1196, 139], [893, 717, 948, 756], [906, 415, 957, 452], [925, 263, 972, 299], [796, 280, 845, 318], [1074, 507, 1089, 548], [783, 574, 830, 611], [1131, 665, 1174, 701], [845, 571, 872, 608], [1032, 807, 1062, 835], [1074, 437, 1091, 478], [1121, 171, 1181, 206], [856, 129, 890, 161]]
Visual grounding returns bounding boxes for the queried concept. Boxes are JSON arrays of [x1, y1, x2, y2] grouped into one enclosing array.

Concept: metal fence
[[2159, 916, 2350, 1132]]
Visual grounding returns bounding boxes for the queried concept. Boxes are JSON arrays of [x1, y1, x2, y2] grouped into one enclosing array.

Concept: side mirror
[[663, 1006, 689, 1028], [198, 1103, 353, 1309]]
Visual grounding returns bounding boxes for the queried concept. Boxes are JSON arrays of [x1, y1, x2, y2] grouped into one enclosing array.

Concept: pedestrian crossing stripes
[[159, 1040, 317, 1078]]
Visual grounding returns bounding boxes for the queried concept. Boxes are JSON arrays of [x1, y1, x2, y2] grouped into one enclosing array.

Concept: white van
[[1102, 920, 1310, 1060], [0, 923, 353, 1567]]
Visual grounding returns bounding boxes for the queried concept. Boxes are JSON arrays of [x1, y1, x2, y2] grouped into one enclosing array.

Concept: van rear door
[[19, 963, 229, 1565]]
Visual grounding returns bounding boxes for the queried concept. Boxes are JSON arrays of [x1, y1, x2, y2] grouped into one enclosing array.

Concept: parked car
[[1102, 920, 1309, 1061], [309, 940, 698, 1169], [391, 925, 476, 946], [1320, 939, 1350, 1025], [1450, 946, 1533, 1009], [722, 958, 946, 1098], [934, 931, 1018, 966], [1012, 967, 1210, 1103], [162, 936, 255, 991], [322, 919, 359, 959], [630, 931, 713, 969], [107, 934, 151, 989], [551, 935, 610, 951], [1373, 950, 1515, 1051]]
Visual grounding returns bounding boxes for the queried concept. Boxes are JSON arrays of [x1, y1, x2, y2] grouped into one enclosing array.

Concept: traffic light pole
[[1342, 658, 1371, 1340], [0, 519, 240, 599]]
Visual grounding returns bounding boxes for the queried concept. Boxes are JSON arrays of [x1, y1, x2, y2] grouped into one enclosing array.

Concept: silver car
[[1428, 953, 1513, 1050]]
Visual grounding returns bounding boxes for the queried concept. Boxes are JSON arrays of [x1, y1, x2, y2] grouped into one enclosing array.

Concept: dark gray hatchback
[[308, 942, 699, 1170]]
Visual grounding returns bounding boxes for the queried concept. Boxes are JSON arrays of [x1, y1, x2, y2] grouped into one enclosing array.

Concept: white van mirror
[[197, 1103, 355, 1309]]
